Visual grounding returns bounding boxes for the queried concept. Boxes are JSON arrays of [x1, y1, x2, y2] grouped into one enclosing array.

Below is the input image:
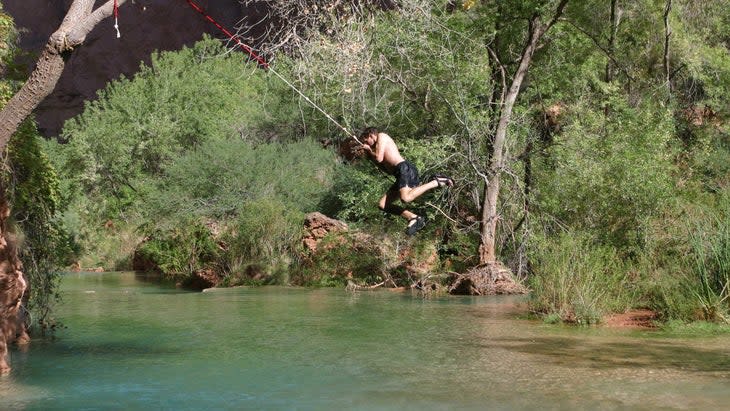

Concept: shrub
[[135, 222, 220, 281], [293, 232, 389, 287], [640, 190, 730, 323], [534, 99, 677, 254], [222, 197, 303, 284]]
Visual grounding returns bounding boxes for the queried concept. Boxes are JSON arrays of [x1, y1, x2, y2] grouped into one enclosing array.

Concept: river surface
[[2, 272, 730, 410]]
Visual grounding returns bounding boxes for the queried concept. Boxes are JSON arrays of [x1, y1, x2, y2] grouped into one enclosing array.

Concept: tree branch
[[67, 0, 128, 47]]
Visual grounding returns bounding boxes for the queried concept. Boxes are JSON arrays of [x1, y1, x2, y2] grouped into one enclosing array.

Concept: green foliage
[[131, 137, 335, 281], [528, 230, 634, 324], [135, 223, 220, 280], [535, 97, 677, 253], [6, 119, 72, 333], [637, 190, 730, 323], [33, 0, 730, 330], [60, 36, 297, 205], [1, 3, 70, 333], [55, 37, 329, 278], [144, 137, 334, 222], [684, 194, 730, 322], [671, 1, 730, 109], [0, 3, 17, 105], [284, 0, 493, 142], [222, 197, 303, 283], [293, 233, 387, 287]]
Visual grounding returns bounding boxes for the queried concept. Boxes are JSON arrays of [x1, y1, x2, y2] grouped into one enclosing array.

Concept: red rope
[[113, 0, 121, 38], [183, 0, 356, 140], [185, 0, 269, 69]]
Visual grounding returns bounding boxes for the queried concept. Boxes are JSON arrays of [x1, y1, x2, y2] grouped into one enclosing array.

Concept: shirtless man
[[359, 127, 453, 235]]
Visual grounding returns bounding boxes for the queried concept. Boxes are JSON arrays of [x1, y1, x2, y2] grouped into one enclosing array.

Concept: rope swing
[[184, 0, 363, 144]]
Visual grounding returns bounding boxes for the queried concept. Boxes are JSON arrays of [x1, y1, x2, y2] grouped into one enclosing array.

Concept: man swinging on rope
[[359, 127, 454, 236]]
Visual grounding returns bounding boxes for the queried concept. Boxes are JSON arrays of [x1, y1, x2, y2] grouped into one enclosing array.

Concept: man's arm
[[372, 133, 389, 163], [362, 135, 386, 163]]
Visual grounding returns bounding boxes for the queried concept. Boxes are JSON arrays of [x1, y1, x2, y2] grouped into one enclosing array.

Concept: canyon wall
[[3, 0, 261, 137]]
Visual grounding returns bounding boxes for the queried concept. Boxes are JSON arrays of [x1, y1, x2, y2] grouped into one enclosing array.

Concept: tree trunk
[[0, 0, 125, 375], [0, 47, 65, 150], [605, 0, 620, 83], [478, 0, 569, 265], [663, 0, 672, 102]]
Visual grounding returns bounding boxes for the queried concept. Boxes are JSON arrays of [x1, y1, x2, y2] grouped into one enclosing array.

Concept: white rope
[[267, 66, 363, 145], [114, 17, 121, 38]]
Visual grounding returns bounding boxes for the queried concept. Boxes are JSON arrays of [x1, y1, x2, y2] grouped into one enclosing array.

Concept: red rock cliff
[[3, 0, 262, 137]]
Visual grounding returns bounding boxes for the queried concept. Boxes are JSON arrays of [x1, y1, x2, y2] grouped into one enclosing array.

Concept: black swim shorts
[[391, 160, 420, 190]]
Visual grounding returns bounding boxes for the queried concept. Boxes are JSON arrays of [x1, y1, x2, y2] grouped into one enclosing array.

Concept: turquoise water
[[2, 272, 730, 410]]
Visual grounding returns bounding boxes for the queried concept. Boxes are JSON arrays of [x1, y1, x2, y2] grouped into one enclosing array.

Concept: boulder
[[302, 212, 348, 253], [180, 268, 221, 290]]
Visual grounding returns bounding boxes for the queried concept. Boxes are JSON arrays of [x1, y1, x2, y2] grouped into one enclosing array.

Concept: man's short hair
[[360, 127, 379, 140]]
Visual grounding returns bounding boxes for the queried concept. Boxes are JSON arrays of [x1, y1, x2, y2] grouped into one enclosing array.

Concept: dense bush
[[641, 191, 730, 322], [534, 98, 677, 253], [222, 197, 304, 285], [135, 223, 220, 281], [55, 37, 332, 278], [60, 36, 298, 210]]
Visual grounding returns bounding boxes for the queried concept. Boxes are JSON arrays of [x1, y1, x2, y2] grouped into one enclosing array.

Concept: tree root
[[448, 262, 528, 295]]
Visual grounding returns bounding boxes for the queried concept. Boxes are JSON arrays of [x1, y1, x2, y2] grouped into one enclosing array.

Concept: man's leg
[[399, 175, 453, 203], [380, 189, 427, 236], [379, 189, 416, 220]]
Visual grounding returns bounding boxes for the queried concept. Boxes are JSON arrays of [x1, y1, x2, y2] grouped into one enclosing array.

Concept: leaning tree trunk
[[0, 48, 65, 149], [0, 0, 126, 375], [479, 0, 568, 266], [450, 0, 569, 295]]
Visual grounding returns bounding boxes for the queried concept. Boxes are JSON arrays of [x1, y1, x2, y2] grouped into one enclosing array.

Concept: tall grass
[[528, 231, 633, 324], [686, 202, 730, 322], [641, 190, 730, 323], [223, 198, 303, 284]]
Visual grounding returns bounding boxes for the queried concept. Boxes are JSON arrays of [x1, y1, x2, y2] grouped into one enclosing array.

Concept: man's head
[[360, 127, 379, 146]]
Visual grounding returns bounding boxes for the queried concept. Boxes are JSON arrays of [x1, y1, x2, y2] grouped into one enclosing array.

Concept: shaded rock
[[180, 268, 221, 291], [131, 244, 160, 273], [448, 261, 528, 295]]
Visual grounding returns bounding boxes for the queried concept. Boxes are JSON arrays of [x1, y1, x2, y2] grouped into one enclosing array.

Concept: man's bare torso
[[373, 132, 405, 174]]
